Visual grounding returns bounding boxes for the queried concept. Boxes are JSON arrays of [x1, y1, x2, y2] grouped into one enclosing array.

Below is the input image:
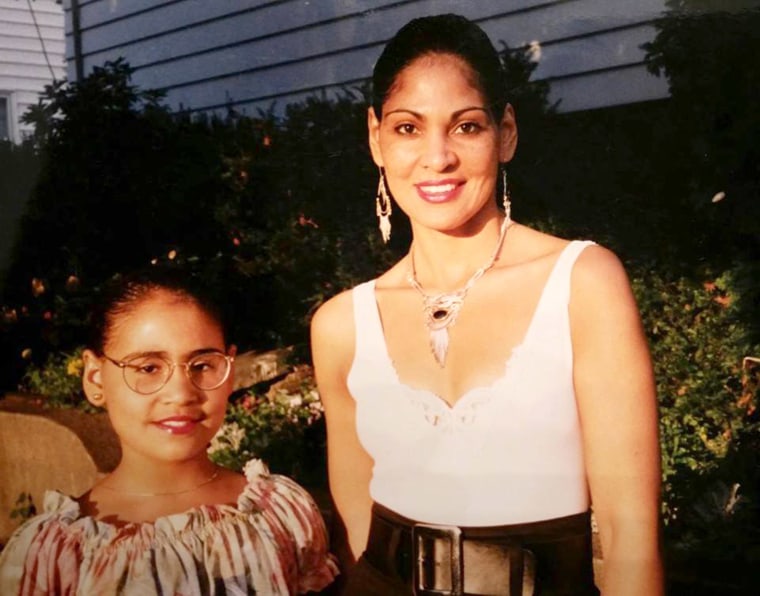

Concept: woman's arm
[[570, 246, 664, 595], [310, 292, 375, 570]]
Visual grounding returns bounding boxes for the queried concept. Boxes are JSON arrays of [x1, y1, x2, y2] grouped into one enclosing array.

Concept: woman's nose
[[422, 131, 457, 171]]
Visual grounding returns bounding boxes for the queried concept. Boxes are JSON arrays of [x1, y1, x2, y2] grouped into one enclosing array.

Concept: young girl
[[0, 268, 338, 594]]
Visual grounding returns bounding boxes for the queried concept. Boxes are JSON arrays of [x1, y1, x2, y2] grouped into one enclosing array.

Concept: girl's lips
[[154, 415, 202, 435], [414, 180, 464, 203]]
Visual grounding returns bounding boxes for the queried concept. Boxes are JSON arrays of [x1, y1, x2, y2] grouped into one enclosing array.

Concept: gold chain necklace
[[97, 470, 220, 497], [407, 215, 512, 367]]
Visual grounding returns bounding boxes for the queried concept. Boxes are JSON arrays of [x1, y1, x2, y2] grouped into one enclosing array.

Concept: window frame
[[0, 92, 17, 143]]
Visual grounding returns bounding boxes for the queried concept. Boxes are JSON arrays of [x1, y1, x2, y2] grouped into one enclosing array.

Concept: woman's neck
[[408, 211, 509, 292]]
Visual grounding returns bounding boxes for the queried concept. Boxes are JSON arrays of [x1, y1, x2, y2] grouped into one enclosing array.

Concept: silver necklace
[[97, 470, 220, 497], [407, 215, 512, 367]]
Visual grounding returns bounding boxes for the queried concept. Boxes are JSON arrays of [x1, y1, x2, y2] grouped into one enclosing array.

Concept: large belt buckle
[[412, 522, 464, 595]]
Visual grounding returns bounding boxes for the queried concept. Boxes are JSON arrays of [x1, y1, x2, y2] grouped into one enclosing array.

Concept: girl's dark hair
[[372, 14, 508, 119], [88, 266, 229, 355]]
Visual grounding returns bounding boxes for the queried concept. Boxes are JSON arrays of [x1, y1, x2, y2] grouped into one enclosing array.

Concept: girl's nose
[[160, 366, 205, 404]]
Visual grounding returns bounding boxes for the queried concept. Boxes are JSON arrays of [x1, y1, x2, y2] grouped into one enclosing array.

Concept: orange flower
[[65, 275, 80, 291], [714, 295, 731, 307], [31, 278, 46, 297]]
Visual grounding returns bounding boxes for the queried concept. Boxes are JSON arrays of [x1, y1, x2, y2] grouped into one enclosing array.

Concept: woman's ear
[[367, 106, 384, 168], [82, 349, 106, 408], [498, 103, 518, 163]]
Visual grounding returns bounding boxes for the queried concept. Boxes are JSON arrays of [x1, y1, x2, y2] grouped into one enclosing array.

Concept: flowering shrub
[[632, 265, 760, 586], [21, 347, 89, 408], [632, 268, 759, 522], [208, 369, 326, 486]]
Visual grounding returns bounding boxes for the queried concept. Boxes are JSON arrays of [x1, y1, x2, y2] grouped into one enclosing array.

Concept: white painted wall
[[62, 0, 669, 117], [1, 0, 65, 283], [0, 0, 65, 142]]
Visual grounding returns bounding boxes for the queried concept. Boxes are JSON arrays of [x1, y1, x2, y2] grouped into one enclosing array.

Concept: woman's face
[[368, 53, 517, 234], [82, 290, 235, 466]]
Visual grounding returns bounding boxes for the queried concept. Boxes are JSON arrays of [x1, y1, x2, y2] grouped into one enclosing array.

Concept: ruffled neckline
[[42, 458, 275, 536]]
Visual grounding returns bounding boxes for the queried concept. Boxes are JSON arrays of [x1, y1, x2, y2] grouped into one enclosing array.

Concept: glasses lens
[[187, 352, 230, 390], [123, 355, 172, 394]]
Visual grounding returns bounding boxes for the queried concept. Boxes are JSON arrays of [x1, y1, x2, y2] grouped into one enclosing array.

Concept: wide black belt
[[364, 503, 597, 596]]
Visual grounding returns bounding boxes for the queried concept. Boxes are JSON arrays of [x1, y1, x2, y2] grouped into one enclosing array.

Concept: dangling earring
[[501, 166, 512, 222], [376, 168, 392, 244]]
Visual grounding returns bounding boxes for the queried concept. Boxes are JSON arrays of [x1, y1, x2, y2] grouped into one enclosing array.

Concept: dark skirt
[[340, 504, 599, 596]]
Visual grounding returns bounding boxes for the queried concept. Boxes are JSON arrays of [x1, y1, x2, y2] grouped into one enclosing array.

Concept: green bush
[[21, 346, 87, 408], [632, 263, 759, 587], [208, 369, 326, 486]]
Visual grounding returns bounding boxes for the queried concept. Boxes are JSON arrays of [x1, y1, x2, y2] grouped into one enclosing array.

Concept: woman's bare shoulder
[[505, 223, 572, 266], [573, 243, 630, 293], [310, 287, 358, 380], [311, 286, 355, 330]]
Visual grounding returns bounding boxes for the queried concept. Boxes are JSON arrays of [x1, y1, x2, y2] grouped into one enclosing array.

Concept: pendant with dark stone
[[432, 309, 448, 320]]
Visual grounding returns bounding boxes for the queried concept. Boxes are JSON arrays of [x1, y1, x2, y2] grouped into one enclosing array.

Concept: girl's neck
[[102, 456, 219, 496]]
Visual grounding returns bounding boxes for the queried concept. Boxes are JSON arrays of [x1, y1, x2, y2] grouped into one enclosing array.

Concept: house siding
[[63, 0, 669, 116], [0, 0, 65, 142]]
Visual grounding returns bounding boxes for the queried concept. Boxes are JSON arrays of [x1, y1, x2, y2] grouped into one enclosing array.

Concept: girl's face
[[83, 290, 235, 466], [368, 53, 517, 235]]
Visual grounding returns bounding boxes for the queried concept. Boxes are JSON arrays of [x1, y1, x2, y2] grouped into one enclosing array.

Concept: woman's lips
[[414, 180, 464, 203], [154, 415, 202, 435]]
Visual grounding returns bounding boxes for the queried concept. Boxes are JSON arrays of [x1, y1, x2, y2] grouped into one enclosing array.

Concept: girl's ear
[[367, 107, 384, 168], [227, 345, 237, 395], [82, 349, 106, 408]]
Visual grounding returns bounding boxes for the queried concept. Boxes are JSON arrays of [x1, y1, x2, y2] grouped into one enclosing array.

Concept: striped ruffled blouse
[[0, 459, 338, 595]]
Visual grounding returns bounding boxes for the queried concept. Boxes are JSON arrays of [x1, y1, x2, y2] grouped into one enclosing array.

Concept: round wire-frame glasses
[[102, 351, 234, 395]]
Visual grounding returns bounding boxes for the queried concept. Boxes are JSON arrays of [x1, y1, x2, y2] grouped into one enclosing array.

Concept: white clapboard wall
[[62, 0, 670, 117], [0, 0, 65, 142]]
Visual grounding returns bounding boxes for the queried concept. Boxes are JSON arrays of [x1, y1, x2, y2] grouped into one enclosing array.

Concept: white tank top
[[347, 240, 594, 526]]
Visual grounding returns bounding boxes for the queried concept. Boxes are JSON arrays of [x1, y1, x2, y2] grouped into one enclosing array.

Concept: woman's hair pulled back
[[88, 266, 229, 355], [372, 14, 507, 119]]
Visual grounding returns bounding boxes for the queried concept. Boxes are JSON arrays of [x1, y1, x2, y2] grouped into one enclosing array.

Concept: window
[[0, 96, 9, 141]]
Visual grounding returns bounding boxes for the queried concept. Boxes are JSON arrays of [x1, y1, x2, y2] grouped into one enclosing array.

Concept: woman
[[311, 14, 663, 595]]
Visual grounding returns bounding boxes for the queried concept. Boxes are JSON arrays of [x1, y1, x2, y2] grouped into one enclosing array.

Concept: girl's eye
[[394, 123, 418, 135], [137, 363, 162, 375], [190, 360, 212, 373], [129, 358, 166, 376]]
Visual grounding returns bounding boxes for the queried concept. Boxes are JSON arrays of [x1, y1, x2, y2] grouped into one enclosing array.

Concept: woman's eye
[[394, 123, 418, 135], [455, 121, 482, 134]]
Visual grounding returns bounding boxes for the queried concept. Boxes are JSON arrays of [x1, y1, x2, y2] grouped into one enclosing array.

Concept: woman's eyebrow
[[383, 108, 423, 118], [452, 106, 489, 117], [384, 106, 489, 119]]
